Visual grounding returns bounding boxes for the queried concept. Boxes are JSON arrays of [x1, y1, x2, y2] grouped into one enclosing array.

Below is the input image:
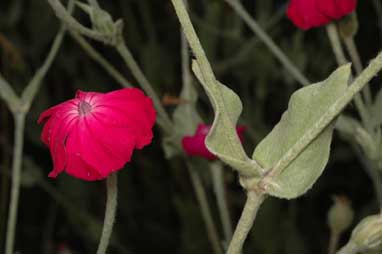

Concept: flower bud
[[327, 195, 354, 235], [338, 214, 382, 254], [338, 13, 359, 39]]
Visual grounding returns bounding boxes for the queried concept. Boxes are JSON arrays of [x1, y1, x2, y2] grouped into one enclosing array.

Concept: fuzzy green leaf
[[192, 61, 259, 176], [253, 65, 351, 199]]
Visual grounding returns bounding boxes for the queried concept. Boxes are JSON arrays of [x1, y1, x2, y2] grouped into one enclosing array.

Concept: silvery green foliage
[[192, 61, 260, 177], [252, 65, 351, 199]]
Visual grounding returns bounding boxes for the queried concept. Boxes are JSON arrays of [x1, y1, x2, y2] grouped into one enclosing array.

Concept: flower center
[[78, 101, 92, 116]]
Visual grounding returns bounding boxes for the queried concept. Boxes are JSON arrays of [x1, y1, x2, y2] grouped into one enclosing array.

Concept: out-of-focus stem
[[227, 191, 265, 254], [70, 32, 132, 88], [115, 42, 173, 133], [96, 173, 118, 254], [187, 163, 223, 254], [5, 113, 26, 254], [223, 0, 310, 86], [343, 37, 372, 106], [0, 105, 10, 251], [328, 230, 340, 254], [47, 0, 107, 42], [210, 162, 233, 245], [325, 23, 369, 127]]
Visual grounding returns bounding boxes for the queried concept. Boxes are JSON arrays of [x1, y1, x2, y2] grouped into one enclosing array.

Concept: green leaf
[[192, 61, 260, 176], [252, 65, 351, 199]]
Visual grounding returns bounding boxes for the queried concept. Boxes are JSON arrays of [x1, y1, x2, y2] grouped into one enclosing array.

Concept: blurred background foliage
[[0, 0, 381, 253]]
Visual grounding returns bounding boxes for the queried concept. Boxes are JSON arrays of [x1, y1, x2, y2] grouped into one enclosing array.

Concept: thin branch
[[0, 73, 20, 112], [47, 0, 108, 43], [21, 3, 71, 110], [70, 31, 132, 88], [187, 162, 223, 254], [5, 113, 26, 254], [326, 24, 370, 129], [343, 37, 372, 106], [223, 0, 310, 86], [210, 162, 233, 245], [115, 42, 173, 132]]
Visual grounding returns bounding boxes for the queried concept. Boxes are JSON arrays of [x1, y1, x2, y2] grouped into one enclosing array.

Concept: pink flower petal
[[182, 123, 245, 161], [287, 0, 357, 30], [39, 88, 156, 181]]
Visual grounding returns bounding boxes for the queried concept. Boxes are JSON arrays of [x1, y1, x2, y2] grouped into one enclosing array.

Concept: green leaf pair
[[194, 60, 351, 199]]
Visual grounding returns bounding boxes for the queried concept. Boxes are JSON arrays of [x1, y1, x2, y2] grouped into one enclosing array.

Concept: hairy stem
[[187, 163, 223, 254], [210, 162, 233, 246], [227, 191, 265, 254], [5, 113, 25, 254], [97, 173, 118, 254], [223, 0, 310, 86]]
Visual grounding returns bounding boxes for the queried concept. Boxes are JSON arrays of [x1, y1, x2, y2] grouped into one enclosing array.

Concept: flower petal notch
[[287, 0, 357, 30], [253, 65, 351, 199], [38, 88, 156, 181], [182, 124, 246, 161]]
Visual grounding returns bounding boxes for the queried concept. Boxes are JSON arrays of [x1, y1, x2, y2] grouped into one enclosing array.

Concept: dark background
[[0, 0, 381, 253]]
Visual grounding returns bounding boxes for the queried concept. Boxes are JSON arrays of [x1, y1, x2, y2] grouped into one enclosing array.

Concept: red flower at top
[[287, 0, 357, 30], [38, 88, 156, 181], [182, 124, 246, 161]]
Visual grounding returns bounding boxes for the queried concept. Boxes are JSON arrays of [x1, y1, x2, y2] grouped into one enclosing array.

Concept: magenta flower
[[182, 124, 246, 160], [287, 0, 357, 30], [38, 88, 156, 181]]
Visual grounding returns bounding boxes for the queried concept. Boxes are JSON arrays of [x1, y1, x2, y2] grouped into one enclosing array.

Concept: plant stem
[[261, 51, 382, 188], [325, 23, 369, 127], [227, 191, 265, 254], [210, 162, 233, 246], [5, 112, 26, 254], [187, 163, 223, 254], [223, 0, 310, 86], [21, 12, 69, 110], [97, 173, 118, 254], [115, 41, 173, 133], [172, 0, 258, 176], [0, 73, 20, 112], [328, 230, 340, 254], [70, 32, 132, 88], [0, 108, 9, 252], [47, 0, 107, 43], [326, 24, 348, 66], [343, 36, 372, 106]]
